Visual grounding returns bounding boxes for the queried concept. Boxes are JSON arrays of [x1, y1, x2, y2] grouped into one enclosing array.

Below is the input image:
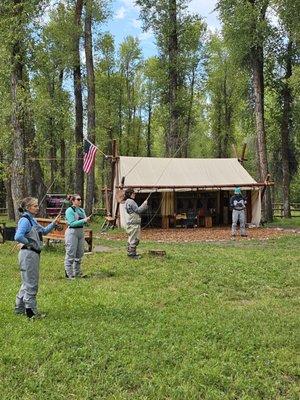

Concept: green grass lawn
[[266, 216, 300, 229], [0, 234, 299, 399]]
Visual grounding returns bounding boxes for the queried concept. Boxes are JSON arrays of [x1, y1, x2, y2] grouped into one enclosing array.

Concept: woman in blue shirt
[[14, 197, 60, 318], [64, 194, 91, 278]]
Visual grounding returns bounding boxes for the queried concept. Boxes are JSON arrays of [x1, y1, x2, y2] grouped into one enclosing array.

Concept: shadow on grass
[[53, 303, 156, 328]]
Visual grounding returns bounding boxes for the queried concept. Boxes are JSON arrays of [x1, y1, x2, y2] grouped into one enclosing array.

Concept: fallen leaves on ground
[[104, 227, 299, 243]]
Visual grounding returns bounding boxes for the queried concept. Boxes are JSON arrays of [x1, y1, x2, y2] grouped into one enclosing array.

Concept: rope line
[[123, 156, 144, 178], [142, 138, 189, 229], [145, 137, 189, 200], [85, 138, 108, 158], [39, 176, 58, 206]]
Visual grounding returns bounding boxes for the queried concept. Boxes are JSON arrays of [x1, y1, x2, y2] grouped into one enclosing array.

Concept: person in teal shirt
[[64, 194, 91, 278]]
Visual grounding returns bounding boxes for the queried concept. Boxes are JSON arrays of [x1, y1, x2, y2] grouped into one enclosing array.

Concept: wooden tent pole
[[232, 144, 238, 158], [261, 174, 271, 200], [240, 143, 247, 164], [117, 182, 274, 190], [104, 186, 110, 216]]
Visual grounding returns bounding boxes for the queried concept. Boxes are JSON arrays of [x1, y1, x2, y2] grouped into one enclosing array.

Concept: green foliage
[[136, 0, 207, 156], [217, 0, 272, 66], [0, 235, 299, 398], [0, 0, 299, 207]]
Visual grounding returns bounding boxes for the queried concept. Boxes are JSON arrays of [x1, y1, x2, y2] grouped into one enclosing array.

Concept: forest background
[[0, 0, 299, 221]]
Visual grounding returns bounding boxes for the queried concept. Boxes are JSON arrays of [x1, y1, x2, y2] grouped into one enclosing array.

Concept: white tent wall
[[251, 190, 262, 226]]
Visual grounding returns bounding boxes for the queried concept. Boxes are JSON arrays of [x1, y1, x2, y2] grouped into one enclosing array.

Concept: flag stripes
[[83, 139, 97, 174]]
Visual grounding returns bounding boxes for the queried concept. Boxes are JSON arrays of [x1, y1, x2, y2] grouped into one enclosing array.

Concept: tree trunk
[[60, 139, 66, 191], [147, 101, 152, 157], [214, 90, 223, 158], [73, 0, 84, 198], [281, 39, 293, 218], [22, 69, 47, 215], [48, 79, 57, 189], [10, 37, 26, 218], [84, 1, 96, 215], [4, 179, 15, 220], [57, 69, 66, 192], [184, 67, 196, 158], [223, 69, 232, 158], [0, 152, 4, 208], [118, 87, 123, 150], [136, 106, 142, 155], [251, 46, 273, 221], [10, 31, 46, 216], [125, 70, 132, 155], [1, 150, 15, 219], [166, 0, 180, 156]]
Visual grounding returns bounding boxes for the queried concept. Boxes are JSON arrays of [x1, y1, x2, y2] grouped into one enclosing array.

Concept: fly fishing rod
[[141, 138, 190, 229]]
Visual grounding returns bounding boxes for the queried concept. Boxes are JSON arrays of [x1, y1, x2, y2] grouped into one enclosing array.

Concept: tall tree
[[1, 0, 47, 217], [274, 0, 300, 217], [95, 33, 120, 193], [119, 36, 142, 155], [136, 0, 205, 157], [166, 0, 181, 156], [218, 0, 273, 221], [206, 35, 235, 158], [142, 57, 160, 156], [73, 0, 84, 197], [0, 23, 15, 219], [28, 1, 75, 196], [180, 19, 206, 157], [84, 0, 96, 215], [280, 39, 293, 217]]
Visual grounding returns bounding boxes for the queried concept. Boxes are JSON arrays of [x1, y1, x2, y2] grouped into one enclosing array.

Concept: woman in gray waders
[[64, 195, 91, 278], [14, 197, 60, 319]]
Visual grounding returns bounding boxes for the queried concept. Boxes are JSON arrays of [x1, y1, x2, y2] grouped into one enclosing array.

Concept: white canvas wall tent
[[111, 156, 270, 229]]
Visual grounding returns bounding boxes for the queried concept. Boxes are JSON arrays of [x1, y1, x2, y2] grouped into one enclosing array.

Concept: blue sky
[[45, 1, 220, 59], [104, 0, 220, 58]]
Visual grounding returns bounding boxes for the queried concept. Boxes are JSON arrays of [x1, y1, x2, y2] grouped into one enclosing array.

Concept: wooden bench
[[37, 218, 93, 252]]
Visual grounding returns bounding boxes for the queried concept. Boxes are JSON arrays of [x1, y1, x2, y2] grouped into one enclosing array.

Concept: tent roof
[[118, 156, 258, 190]]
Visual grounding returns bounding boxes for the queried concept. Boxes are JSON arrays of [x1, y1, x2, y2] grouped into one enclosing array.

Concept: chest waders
[[231, 209, 246, 236], [125, 200, 142, 258], [64, 207, 85, 278], [15, 217, 43, 317], [126, 224, 140, 257]]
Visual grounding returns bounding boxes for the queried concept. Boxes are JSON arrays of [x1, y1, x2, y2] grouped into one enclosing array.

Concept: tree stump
[[148, 250, 166, 257]]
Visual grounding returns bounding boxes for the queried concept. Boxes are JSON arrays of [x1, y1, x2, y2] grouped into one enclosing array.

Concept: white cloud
[[115, 6, 126, 20]]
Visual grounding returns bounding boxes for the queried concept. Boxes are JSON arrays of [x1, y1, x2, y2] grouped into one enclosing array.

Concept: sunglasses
[[75, 198, 82, 201]]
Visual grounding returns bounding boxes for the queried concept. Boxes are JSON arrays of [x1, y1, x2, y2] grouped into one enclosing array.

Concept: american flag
[[83, 139, 97, 174]]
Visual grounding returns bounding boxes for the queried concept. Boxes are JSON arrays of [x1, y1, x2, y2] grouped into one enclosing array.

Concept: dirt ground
[[104, 227, 299, 243]]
